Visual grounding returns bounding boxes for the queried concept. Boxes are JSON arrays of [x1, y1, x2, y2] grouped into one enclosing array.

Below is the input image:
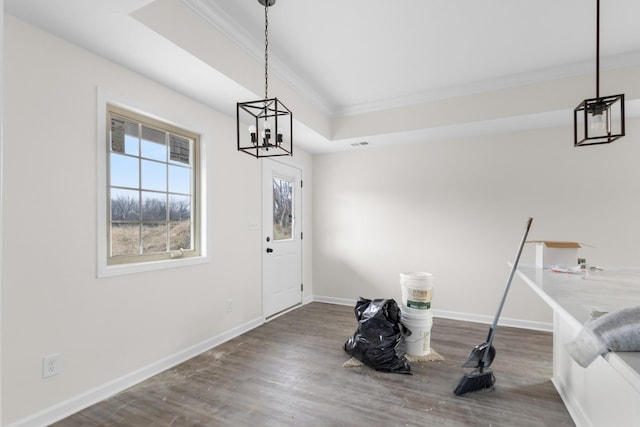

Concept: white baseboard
[[432, 309, 552, 332], [312, 296, 552, 332], [7, 316, 264, 427], [312, 295, 356, 306]]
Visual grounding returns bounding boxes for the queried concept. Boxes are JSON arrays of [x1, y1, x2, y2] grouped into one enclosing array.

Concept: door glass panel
[[273, 176, 293, 241]]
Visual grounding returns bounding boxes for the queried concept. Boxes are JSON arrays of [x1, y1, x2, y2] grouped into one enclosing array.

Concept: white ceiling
[[6, 0, 640, 153], [186, 0, 640, 116]]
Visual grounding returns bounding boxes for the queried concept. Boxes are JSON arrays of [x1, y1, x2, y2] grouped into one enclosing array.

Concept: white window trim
[[96, 87, 209, 278]]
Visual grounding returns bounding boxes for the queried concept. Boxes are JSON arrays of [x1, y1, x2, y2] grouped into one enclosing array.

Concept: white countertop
[[516, 265, 640, 390]]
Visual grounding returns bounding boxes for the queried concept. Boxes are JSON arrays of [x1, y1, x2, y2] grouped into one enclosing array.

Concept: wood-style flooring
[[52, 302, 574, 426]]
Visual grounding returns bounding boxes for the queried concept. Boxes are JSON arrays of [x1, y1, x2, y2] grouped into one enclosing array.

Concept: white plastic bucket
[[400, 272, 433, 310], [400, 307, 433, 356]]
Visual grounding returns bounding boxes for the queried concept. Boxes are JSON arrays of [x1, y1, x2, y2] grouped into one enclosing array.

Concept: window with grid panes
[[107, 105, 200, 265]]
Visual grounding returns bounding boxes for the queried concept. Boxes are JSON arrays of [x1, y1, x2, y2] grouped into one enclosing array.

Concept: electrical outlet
[[226, 298, 233, 313], [43, 353, 62, 378]]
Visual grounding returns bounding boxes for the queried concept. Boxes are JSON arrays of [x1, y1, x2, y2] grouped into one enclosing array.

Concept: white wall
[[1, 1, 5, 423], [2, 15, 312, 425], [312, 118, 640, 327]]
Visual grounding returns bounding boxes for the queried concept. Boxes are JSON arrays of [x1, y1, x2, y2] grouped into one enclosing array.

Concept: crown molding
[[182, 0, 640, 119], [182, 0, 333, 115], [336, 50, 640, 117]]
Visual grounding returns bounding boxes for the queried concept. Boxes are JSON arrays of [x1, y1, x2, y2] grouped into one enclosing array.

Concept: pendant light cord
[[264, 1, 269, 100], [596, 0, 600, 98]]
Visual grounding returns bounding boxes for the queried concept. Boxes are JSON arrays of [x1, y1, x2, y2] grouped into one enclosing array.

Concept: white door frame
[[261, 158, 303, 320]]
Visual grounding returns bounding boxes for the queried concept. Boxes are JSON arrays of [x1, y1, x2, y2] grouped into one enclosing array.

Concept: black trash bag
[[344, 297, 412, 374]]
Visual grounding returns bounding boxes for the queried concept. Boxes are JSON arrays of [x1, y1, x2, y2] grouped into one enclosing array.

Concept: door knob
[[266, 248, 274, 253]]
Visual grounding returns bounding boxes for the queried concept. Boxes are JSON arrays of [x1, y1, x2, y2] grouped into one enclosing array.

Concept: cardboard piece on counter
[[527, 241, 582, 268]]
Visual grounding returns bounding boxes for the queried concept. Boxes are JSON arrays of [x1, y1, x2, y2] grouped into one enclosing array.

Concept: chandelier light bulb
[[248, 124, 257, 144], [590, 112, 606, 133], [262, 120, 272, 141]]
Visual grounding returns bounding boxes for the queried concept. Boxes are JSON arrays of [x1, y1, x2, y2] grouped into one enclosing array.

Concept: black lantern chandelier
[[574, 0, 625, 147], [237, 0, 293, 158]]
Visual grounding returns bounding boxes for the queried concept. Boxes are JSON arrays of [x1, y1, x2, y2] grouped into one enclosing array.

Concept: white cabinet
[[517, 266, 640, 427]]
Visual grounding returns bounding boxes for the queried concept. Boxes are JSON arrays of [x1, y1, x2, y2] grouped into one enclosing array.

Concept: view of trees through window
[[110, 194, 191, 256], [273, 176, 293, 240]]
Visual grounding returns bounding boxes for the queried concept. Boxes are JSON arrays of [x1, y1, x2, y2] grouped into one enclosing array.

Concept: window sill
[[98, 255, 210, 278]]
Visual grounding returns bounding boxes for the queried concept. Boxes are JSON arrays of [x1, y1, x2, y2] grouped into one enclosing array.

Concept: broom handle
[[482, 217, 533, 364]]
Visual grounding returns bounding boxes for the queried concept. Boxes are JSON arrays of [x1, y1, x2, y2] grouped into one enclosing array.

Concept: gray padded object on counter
[[566, 305, 640, 368]]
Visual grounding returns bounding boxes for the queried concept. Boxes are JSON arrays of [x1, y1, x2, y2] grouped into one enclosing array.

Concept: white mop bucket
[[400, 272, 433, 310], [400, 306, 433, 356]]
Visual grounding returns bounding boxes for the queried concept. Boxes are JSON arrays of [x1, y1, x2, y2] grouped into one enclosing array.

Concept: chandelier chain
[[595, 0, 600, 98], [264, 1, 269, 100]]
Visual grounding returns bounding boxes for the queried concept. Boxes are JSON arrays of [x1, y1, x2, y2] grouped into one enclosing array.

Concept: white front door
[[262, 159, 302, 319]]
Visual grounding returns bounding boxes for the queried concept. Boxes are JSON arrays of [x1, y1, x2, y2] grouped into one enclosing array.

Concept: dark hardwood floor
[[52, 303, 574, 426]]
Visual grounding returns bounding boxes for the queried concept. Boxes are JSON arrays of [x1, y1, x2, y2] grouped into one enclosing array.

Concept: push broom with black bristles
[[453, 217, 533, 396]]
